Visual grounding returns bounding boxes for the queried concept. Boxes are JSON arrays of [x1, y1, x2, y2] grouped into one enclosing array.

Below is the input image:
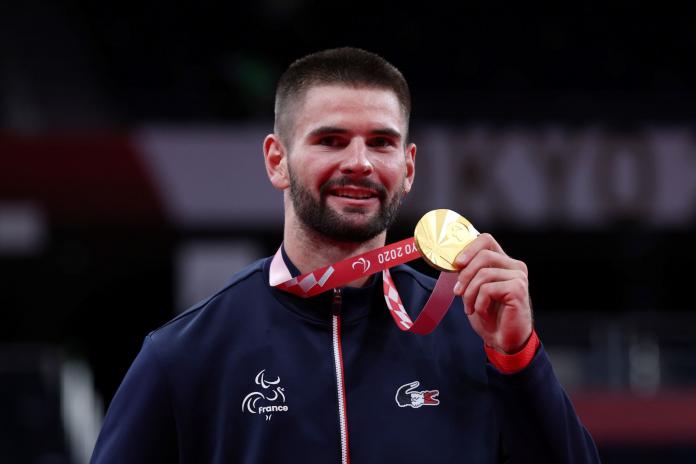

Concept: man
[[91, 47, 599, 463]]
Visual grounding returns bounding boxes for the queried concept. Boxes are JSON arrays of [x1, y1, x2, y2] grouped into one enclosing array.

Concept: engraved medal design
[[413, 209, 479, 272]]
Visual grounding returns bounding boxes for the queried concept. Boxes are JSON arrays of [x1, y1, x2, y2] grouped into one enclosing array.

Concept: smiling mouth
[[321, 178, 387, 203], [330, 188, 377, 200]]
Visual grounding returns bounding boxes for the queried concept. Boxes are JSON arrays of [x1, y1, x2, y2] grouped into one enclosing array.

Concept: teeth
[[333, 190, 373, 199], [337, 194, 371, 199]]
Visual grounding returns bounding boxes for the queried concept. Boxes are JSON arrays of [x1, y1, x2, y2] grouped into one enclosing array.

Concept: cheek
[[375, 158, 407, 187], [296, 158, 335, 190]]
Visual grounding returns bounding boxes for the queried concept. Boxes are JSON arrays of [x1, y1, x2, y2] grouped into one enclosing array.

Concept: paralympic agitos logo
[[242, 370, 288, 420], [351, 257, 371, 273]]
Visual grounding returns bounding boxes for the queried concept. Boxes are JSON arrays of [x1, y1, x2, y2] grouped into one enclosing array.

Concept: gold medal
[[414, 209, 479, 272]]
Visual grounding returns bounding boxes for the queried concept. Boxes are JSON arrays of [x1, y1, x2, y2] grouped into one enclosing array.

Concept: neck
[[283, 217, 386, 288]]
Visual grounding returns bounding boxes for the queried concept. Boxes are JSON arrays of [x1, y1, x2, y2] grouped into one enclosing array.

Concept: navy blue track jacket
[[91, 254, 600, 463]]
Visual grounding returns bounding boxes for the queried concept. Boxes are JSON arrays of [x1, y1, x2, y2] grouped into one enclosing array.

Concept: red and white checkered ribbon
[[270, 238, 459, 335]]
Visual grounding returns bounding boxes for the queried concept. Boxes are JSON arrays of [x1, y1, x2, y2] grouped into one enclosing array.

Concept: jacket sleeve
[[90, 335, 178, 463], [488, 344, 600, 463]]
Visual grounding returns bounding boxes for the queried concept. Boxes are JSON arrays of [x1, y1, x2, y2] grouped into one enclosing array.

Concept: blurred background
[[1, 2, 696, 463]]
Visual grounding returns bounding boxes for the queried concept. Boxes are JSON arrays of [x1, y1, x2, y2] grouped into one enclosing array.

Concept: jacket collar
[[264, 245, 380, 325]]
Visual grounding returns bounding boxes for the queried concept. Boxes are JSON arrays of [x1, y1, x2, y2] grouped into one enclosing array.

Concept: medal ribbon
[[269, 238, 459, 335]]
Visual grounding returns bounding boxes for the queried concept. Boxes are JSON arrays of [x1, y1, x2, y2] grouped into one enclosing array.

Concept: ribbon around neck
[[269, 238, 459, 335]]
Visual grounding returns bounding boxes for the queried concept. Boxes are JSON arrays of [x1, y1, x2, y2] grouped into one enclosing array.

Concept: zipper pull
[[332, 288, 343, 315]]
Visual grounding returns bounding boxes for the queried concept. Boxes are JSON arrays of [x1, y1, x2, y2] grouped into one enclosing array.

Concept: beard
[[288, 169, 405, 243]]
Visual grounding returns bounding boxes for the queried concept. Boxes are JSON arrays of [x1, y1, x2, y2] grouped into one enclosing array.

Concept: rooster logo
[[395, 381, 440, 408], [242, 370, 286, 414]]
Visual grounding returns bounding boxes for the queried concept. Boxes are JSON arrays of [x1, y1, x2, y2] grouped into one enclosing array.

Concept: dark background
[[1, 3, 696, 463]]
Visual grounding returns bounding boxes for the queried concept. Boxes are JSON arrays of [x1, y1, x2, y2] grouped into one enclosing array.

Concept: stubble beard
[[288, 168, 405, 243]]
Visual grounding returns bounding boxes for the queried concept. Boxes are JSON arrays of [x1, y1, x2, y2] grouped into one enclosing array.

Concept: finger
[[461, 268, 527, 313], [453, 249, 528, 296], [471, 280, 533, 353], [454, 233, 506, 268], [473, 286, 492, 316], [472, 279, 529, 315]]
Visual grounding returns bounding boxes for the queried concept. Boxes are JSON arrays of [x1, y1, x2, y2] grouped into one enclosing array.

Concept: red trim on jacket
[[485, 330, 540, 374]]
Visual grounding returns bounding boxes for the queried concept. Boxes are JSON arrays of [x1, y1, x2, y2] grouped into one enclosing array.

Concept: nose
[[339, 138, 373, 176]]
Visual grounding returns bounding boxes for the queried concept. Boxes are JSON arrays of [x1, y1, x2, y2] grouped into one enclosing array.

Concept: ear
[[263, 134, 290, 190], [403, 142, 416, 194]]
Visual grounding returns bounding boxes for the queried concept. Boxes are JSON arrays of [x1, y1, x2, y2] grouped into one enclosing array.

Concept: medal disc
[[414, 209, 479, 272]]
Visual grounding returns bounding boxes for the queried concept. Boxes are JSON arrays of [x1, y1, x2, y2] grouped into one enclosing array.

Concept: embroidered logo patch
[[395, 381, 440, 408], [242, 370, 288, 420]]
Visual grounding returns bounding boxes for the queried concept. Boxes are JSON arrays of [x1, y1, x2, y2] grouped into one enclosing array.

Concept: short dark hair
[[274, 47, 411, 147]]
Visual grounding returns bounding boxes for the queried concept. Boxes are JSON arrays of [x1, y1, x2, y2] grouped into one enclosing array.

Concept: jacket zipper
[[332, 288, 350, 464]]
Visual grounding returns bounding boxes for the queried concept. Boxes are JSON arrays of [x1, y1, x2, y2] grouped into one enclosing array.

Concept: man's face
[[285, 85, 415, 243]]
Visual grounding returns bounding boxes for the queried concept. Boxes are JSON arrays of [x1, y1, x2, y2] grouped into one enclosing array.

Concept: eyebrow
[[307, 126, 402, 139]]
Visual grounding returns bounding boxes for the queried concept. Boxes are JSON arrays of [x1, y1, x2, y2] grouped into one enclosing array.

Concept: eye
[[317, 136, 347, 148], [368, 137, 395, 148]]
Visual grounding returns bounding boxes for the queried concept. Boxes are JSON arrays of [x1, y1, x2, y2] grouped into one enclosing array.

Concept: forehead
[[293, 85, 405, 136]]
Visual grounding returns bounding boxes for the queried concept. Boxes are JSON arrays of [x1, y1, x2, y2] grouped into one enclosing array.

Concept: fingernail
[[455, 254, 466, 266], [453, 282, 462, 295]]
